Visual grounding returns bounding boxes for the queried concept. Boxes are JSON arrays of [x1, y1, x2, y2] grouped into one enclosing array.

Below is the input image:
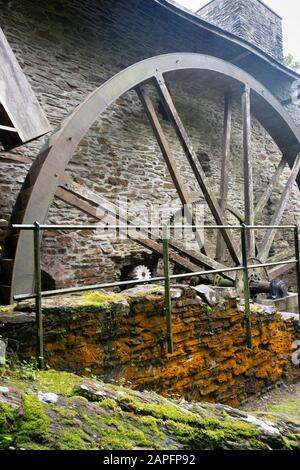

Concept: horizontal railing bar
[[0, 124, 18, 133], [13, 260, 297, 302], [248, 259, 296, 270], [12, 224, 296, 231], [14, 276, 166, 301], [244, 225, 295, 230]]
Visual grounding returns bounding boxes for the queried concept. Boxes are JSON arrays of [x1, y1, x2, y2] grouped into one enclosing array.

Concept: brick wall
[[197, 0, 283, 61], [0, 286, 299, 406]]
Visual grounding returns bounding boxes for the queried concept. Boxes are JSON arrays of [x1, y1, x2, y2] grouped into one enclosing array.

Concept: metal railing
[[12, 222, 300, 369]]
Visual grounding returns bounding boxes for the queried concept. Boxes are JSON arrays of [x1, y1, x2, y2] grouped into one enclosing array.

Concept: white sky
[[176, 0, 300, 61]]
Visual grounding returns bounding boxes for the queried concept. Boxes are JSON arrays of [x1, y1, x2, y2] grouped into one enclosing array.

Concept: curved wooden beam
[[7, 53, 300, 300]]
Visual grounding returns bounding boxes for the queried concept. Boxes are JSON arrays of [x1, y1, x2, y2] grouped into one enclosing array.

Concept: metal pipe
[[294, 225, 300, 324], [12, 224, 243, 230], [162, 225, 173, 353], [13, 224, 296, 231], [241, 224, 252, 349], [33, 221, 44, 370], [14, 260, 297, 302]]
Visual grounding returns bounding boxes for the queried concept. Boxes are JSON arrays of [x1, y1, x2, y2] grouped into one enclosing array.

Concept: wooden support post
[[255, 157, 286, 219], [216, 93, 232, 261], [136, 86, 205, 253], [294, 225, 300, 324], [154, 75, 240, 265], [242, 85, 255, 257], [33, 221, 44, 370], [163, 224, 174, 353], [241, 224, 252, 349], [56, 183, 235, 280], [258, 154, 300, 262]]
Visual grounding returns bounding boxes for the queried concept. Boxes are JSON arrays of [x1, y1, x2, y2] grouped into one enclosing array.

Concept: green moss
[[139, 416, 161, 435], [20, 442, 51, 450], [81, 412, 102, 433], [0, 403, 16, 433], [0, 392, 51, 449], [167, 420, 197, 443], [120, 396, 202, 424], [166, 416, 260, 449], [101, 416, 152, 449], [73, 395, 89, 403], [266, 399, 300, 419], [58, 430, 88, 450], [80, 292, 128, 311], [281, 434, 300, 450], [16, 393, 50, 445], [203, 305, 212, 313], [0, 305, 16, 312], [0, 403, 16, 449], [1, 367, 298, 451], [102, 432, 133, 450], [36, 370, 83, 396], [100, 398, 118, 410], [50, 404, 77, 419], [123, 395, 260, 450]]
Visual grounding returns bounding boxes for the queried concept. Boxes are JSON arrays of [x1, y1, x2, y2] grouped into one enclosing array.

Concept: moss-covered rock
[[0, 366, 299, 450]]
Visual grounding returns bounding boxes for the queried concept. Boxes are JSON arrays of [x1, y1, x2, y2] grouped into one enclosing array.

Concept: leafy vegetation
[[283, 54, 300, 72]]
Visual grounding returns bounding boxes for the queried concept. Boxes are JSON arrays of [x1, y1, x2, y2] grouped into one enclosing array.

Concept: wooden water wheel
[[1, 53, 300, 304]]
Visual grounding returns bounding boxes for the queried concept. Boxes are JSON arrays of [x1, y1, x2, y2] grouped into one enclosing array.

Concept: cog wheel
[[130, 265, 152, 282]]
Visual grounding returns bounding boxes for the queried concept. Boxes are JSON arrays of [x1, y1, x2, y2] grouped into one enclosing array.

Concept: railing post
[[294, 224, 300, 325], [33, 221, 44, 370], [162, 224, 174, 353], [240, 223, 252, 348]]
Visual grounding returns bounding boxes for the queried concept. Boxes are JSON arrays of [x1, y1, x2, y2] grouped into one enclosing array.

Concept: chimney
[[197, 0, 283, 62]]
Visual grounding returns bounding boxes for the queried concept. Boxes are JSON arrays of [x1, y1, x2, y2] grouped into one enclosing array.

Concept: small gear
[[130, 265, 152, 281]]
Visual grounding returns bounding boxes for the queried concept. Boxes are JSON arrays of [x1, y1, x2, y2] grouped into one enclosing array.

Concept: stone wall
[[1, 286, 299, 406], [0, 0, 299, 292], [197, 0, 283, 61]]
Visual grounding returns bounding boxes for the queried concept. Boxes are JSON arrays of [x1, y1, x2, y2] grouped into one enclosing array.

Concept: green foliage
[[15, 393, 50, 444], [283, 54, 300, 72]]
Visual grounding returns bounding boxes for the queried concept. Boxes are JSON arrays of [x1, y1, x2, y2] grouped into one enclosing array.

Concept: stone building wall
[[0, 0, 299, 292], [1, 286, 299, 406], [197, 0, 283, 61]]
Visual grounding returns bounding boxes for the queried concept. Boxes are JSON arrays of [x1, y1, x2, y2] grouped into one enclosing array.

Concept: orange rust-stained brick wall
[[1, 286, 299, 406]]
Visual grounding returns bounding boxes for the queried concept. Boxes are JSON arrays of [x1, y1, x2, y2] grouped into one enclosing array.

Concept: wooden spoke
[[258, 153, 300, 263], [266, 249, 295, 280], [154, 75, 241, 265], [267, 249, 295, 264], [136, 86, 206, 253], [216, 93, 232, 261], [255, 157, 286, 219], [242, 85, 255, 257], [268, 260, 297, 280], [56, 179, 235, 281]]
